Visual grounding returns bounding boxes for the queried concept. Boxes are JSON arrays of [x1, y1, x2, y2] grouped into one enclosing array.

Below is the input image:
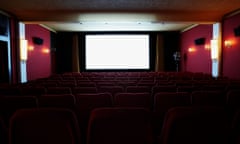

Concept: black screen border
[[79, 32, 156, 72]]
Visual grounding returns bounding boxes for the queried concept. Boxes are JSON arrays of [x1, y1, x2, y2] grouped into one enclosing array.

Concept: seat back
[[126, 86, 151, 93], [38, 94, 76, 109], [87, 107, 153, 144], [46, 87, 72, 95], [75, 93, 113, 143], [153, 92, 191, 135], [0, 96, 38, 126], [98, 86, 124, 96], [9, 108, 81, 144], [160, 106, 229, 144], [191, 91, 225, 107], [114, 92, 151, 109], [72, 87, 98, 94]]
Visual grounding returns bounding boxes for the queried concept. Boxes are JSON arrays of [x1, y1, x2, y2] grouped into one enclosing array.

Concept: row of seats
[[0, 87, 239, 109], [0, 89, 239, 113], [47, 71, 218, 81], [1, 84, 240, 98], [6, 106, 240, 144], [27, 77, 237, 88], [0, 90, 240, 141], [18, 71, 237, 87], [1, 71, 238, 98], [0, 72, 239, 144]]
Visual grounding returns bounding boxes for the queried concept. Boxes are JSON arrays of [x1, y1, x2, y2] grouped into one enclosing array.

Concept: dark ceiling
[[0, 0, 240, 31]]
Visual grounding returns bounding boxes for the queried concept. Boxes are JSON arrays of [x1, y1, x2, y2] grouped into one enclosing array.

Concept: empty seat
[[58, 81, 77, 87], [46, 87, 72, 95], [72, 87, 98, 94], [227, 90, 240, 110], [87, 107, 153, 144], [177, 86, 198, 93], [226, 90, 240, 118], [0, 96, 38, 126], [114, 92, 151, 109], [117, 80, 138, 87], [152, 86, 177, 97], [160, 106, 229, 144], [201, 85, 226, 92], [98, 86, 124, 96], [231, 110, 240, 144], [9, 108, 81, 144], [0, 85, 21, 96], [77, 82, 96, 87], [157, 80, 174, 86], [153, 92, 191, 136], [175, 80, 193, 86], [137, 81, 156, 87], [75, 93, 113, 144], [126, 86, 151, 93], [191, 91, 225, 107], [0, 116, 7, 144], [226, 84, 240, 93], [38, 94, 76, 109], [96, 81, 116, 87], [20, 86, 46, 96], [40, 82, 58, 87]]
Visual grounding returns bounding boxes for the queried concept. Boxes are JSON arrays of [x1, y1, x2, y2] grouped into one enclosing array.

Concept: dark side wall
[[162, 32, 180, 71], [55, 32, 73, 73]]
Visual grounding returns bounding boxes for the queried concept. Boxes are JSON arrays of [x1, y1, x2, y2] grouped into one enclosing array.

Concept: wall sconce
[[188, 47, 196, 53], [20, 39, 28, 61], [205, 44, 211, 50], [28, 46, 34, 51], [224, 40, 232, 48], [42, 48, 50, 54], [210, 39, 218, 60]]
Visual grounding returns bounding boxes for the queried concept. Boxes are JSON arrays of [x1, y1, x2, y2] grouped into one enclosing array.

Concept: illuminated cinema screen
[[85, 34, 150, 70]]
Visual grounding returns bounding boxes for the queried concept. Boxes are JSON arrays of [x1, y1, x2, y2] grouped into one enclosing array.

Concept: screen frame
[[79, 32, 156, 72]]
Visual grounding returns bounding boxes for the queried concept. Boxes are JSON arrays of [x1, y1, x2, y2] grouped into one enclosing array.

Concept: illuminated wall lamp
[[224, 40, 232, 48], [205, 44, 211, 50], [42, 48, 50, 54], [20, 39, 28, 61], [188, 47, 196, 53], [210, 39, 219, 60], [28, 46, 34, 51]]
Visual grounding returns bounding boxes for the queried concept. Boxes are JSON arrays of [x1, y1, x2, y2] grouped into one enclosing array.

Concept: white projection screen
[[85, 34, 150, 70]]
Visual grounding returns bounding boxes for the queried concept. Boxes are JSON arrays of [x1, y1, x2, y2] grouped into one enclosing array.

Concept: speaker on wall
[[32, 37, 44, 45], [234, 26, 240, 37], [194, 37, 205, 45]]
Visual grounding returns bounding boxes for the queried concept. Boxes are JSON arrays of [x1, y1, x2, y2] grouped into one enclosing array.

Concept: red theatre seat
[[114, 92, 152, 109], [87, 107, 153, 144], [38, 94, 76, 109], [9, 108, 81, 144], [74, 93, 113, 143], [160, 106, 229, 144]]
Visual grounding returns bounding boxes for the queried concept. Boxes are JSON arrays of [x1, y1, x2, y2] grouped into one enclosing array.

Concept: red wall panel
[[180, 25, 212, 74], [222, 13, 240, 79], [25, 24, 51, 81]]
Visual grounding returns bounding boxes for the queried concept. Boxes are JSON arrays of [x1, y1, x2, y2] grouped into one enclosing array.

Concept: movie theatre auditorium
[[1, 6, 240, 144]]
